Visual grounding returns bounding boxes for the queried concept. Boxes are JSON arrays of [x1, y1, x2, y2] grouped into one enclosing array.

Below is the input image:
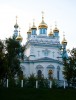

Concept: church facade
[[13, 14, 68, 81]]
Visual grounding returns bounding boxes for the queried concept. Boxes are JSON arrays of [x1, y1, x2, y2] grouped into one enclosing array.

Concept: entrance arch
[[37, 70, 42, 78], [46, 65, 55, 79], [48, 70, 53, 79], [36, 65, 43, 78]]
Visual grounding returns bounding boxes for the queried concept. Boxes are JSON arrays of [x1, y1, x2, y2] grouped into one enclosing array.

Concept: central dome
[[38, 20, 48, 29], [38, 12, 48, 29]]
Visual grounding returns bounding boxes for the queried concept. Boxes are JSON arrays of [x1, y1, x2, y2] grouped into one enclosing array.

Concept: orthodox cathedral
[[13, 13, 68, 81]]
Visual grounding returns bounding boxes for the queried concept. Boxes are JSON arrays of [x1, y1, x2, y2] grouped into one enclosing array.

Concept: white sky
[[0, 0, 76, 49]]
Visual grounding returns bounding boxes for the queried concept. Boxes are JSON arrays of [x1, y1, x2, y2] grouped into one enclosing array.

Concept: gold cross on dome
[[42, 11, 44, 16], [55, 21, 57, 27], [42, 11, 44, 20], [33, 19, 35, 26], [63, 32, 65, 37], [50, 25, 52, 31]]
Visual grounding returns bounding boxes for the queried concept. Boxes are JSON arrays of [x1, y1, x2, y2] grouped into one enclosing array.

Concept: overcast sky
[[0, 0, 76, 49]]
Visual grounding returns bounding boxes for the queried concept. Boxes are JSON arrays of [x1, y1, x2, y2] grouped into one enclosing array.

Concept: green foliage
[[38, 79, 49, 88], [36, 76, 49, 88], [25, 74, 36, 88], [8, 78, 16, 87], [63, 58, 73, 82], [52, 79, 58, 88], [0, 38, 25, 86], [23, 75, 49, 88], [63, 48, 76, 87], [5, 38, 24, 79], [0, 40, 8, 80]]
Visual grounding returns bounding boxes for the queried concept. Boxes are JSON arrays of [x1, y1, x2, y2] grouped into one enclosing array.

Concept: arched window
[[37, 70, 42, 78], [48, 70, 53, 79], [57, 66, 60, 80], [47, 65, 54, 79]]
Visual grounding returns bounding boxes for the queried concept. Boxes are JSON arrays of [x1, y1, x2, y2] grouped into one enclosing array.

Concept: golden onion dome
[[31, 24, 37, 29], [14, 16, 19, 28], [38, 20, 48, 29], [31, 19, 37, 29], [53, 22, 59, 33], [16, 31, 23, 42], [62, 35, 67, 45], [53, 27, 59, 33], [27, 28, 31, 34], [38, 12, 48, 29], [48, 26, 53, 36], [27, 25, 31, 34], [48, 31, 53, 36]]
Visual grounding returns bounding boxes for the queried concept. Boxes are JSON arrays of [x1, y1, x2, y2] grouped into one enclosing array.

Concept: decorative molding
[[42, 49, 50, 56], [47, 65, 55, 69], [21, 57, 63, 65]]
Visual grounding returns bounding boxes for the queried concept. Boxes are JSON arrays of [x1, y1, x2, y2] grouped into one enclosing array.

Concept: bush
[[52, 79, 58, 88], [24, 74, 36, 88]]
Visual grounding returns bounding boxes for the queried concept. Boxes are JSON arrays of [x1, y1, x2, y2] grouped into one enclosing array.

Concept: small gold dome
[[48, 26, 53, 36], [31, 19, 37, 29], [27, 28, 31, 34], [27, 25, 31, 34], [53, 27, 59, 33], [48, 31, 53, 36], [62, 35, 67, 45], [16, 31, 23, 41], [31, 25, 37, 29], [38, 12, 48, 29], [53, 22, 59, 33]]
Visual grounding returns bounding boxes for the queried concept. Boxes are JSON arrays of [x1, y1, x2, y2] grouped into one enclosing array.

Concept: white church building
[[13, 13, 68, 81]]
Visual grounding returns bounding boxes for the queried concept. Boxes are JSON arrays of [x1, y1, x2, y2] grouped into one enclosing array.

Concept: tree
[[63, 48, 76, 87], [5, 38, 25, 79], [0, 40, 7, 79], [0, 40, 8, 86]]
